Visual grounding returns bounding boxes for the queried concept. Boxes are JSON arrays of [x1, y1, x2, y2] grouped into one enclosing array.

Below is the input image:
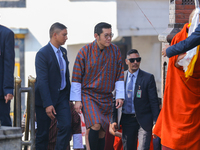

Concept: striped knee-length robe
[[71, 40, 124, 131]]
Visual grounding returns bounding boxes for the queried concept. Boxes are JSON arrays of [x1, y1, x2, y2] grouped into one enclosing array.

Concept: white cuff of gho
[[115, 81, 125, 100], [73, 133, 84, 149], [70, 82, 81, 101]]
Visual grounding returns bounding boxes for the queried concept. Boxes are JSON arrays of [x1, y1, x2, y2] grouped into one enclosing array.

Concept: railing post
[[24, 76, 36, 150], [29, 76, 36, 150], [14, 76, 36, 150], [15, 77, 22, 127]]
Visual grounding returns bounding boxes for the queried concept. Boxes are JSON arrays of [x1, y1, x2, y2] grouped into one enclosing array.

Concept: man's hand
[[115, 99, 124, 109], [110, 122, 118, 132], [152, 124, 158, 139], [152, 133, 158, 139], [4, 94, 13, 103], [74, 101, 82, 114], [177, 53, 186, 62], [175, 53, 187, 68], [162, 44, 170, 57], [45, 105, 56, 120]]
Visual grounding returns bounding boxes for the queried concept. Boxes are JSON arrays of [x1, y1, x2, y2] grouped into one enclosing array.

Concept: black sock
[[89, 128, 99, 150], [97, 137, 105, 150]]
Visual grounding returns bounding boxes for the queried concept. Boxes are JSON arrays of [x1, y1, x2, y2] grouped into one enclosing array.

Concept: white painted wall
[[117, 0, 169, 37], [0, 0, 168, 97], [67, 44, 85, 80], [0, 0, 117, 85]]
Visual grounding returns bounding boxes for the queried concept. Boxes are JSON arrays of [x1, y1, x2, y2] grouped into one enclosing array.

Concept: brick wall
[[168, 0, 197, 43], [169, 0, 196, 24]]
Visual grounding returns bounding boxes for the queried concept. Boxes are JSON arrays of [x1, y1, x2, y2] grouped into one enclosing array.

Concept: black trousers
[[0, 100, 11, 126], [121, 113, 152, 150], [35, 89, 71, 150]]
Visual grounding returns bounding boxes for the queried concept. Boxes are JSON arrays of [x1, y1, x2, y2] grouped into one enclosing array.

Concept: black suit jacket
[[35, 43, 70, 108], [111, 69, 159, 131], [0, 25, 15, 100]]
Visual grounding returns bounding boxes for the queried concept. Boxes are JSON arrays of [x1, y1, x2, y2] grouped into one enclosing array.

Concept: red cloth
[[113, 128, 123, 150], [153, 23, 200, 149], [113, 127, 154, 150], [104, 125, 115, 150]]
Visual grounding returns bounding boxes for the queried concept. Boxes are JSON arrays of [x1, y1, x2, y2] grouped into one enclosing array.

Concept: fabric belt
[[122, 113, 136, 117]]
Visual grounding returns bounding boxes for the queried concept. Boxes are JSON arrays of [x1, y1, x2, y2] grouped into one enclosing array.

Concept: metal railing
[[14, 76, 36, 150]]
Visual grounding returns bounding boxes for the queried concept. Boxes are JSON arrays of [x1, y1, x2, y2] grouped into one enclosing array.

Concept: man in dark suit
[[162, 24, 200, 58], [0, 25, 15, 126], [111, 49, 160, 150], [35, 22, 71, 150]]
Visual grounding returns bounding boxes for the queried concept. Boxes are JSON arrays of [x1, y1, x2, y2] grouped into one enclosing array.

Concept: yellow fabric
[[185, 46, 199, 78], [184, 23, 199, 78]]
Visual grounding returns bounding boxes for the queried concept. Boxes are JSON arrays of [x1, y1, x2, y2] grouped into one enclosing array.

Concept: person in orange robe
[[153, 10, 200, 150]]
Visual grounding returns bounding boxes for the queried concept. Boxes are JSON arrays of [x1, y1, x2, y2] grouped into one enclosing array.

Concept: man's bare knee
[[91, 124, 101, 130], [99, 129, 105, 138]]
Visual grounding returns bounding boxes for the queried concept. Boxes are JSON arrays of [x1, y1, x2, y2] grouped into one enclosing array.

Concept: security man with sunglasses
[[111, 49, 160, 150]]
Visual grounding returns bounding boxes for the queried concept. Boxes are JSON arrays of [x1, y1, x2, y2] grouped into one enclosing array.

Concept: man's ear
[[53, 32, 57, 39], [94, 33, 99, 39], [125, 59, 128, 65]]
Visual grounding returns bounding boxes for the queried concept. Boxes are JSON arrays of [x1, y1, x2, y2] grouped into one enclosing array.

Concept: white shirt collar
[[127, 69, 139, 78], [50, 42, 60, 53]]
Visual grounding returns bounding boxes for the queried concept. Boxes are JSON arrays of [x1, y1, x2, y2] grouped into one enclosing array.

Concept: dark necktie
[[57, 49, 65, 90], [126, 74, 134, 113]]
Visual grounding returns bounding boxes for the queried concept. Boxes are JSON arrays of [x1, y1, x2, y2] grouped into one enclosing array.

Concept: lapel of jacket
[[124, 70, 128, 87], [60, 47, 70, 80], [48, 43, 60, 72], [0, 28, 3, 55], [60, 48, 67, 62], [134, 69, 143, 98], [60, 47, 69, 69]]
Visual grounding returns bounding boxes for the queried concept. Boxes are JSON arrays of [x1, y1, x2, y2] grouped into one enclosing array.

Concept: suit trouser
[[35, 89, 71, 150], [121, 113, 152, 150], [48, 102, 82, 150], [153, 137, 161, 150], [0, 100, 11, 126]]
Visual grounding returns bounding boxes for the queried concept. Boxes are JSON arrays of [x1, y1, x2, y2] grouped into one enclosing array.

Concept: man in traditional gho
[[70, 22, 124, 150], [153, 8, 200, 150]]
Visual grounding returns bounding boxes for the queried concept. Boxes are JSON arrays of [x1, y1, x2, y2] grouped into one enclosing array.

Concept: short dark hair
[[127, 49, 140, 57], [49, 22, 67, 38], [94, 22, 111, 35]]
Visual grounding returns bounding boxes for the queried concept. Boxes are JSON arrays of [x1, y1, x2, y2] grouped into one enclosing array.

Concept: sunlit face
[[95, 28, 113, 49], [55, 29, 68, 46], [125, 53, 141, 73]]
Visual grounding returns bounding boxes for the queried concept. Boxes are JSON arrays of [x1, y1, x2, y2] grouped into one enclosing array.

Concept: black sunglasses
[[128, 57, 141, 63]]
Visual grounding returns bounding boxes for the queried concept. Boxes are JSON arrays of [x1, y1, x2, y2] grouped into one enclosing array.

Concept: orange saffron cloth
[[153, 23, 200, 149]]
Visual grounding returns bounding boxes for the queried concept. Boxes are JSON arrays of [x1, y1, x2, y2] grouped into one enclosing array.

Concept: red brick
[[183, 5, 195, 10], [175, 0, 182, 5], [176, 18, 188, 24], [176, 9, 194, 14], [176, 5, 194, 10], [176, 15, 190, 22], [176, 14, 186, 19]]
